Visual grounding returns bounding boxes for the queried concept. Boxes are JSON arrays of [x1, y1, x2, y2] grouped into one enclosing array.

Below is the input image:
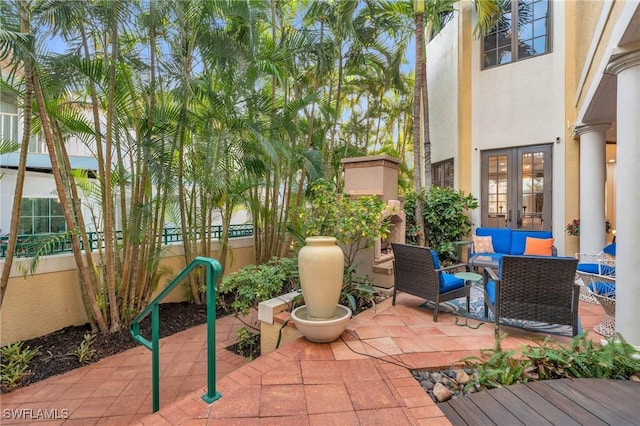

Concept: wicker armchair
[[483, 256, 580, 337], [391, 243, 470, 322]]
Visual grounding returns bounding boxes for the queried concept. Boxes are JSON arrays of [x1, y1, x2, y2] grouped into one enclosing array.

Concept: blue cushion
[[440, 273, 465, 293], [476, 228, 512, 254], [577, 263, 615, 275], [510, 231, 553, 255], [603, 243, 616, 256], [429, 249, 441, 269], [589, 281, 615, 298], [485, 280, 496, 306]]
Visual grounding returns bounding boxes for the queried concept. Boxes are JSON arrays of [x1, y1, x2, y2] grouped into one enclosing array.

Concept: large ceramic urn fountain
[[290, 236, 352, 343]]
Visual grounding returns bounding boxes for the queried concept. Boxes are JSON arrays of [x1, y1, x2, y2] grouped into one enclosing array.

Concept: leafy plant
[[566, 218, 612, 236], [76, 334, 97, 364], [460, 333, 640, 391], [294, 179, 391, 269], [0, 342, 39, 392], [235, 327, 260, 360], [340, 266, 378, 314], [289, 179, 390, 313], [405, 187, 478, 264], [218, 256, 300, 317]]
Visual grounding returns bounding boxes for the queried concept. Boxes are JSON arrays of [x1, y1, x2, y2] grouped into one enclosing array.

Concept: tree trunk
[[32, 69, 109, 333], [0, 2, 32, 306], [104, 1, 121, 332], [413, 11, 426, 246]]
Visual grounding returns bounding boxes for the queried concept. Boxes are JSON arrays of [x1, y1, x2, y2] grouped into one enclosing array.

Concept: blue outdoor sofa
[[468, 227, 557, 269]]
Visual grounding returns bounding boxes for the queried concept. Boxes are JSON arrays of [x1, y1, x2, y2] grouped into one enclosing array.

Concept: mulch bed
[[8, 302, 215, 390], [6, 293, 378, 393]]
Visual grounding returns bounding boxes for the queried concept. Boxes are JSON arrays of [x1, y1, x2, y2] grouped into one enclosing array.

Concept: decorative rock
[[430, 372, 442, 382], [631, 374, 640, 383], [456, 370, 470, 384], [420, 379, 435, 390], [433, 382, 452, 402]]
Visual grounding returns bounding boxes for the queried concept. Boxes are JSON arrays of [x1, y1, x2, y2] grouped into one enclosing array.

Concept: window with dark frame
[[483, 0, 552, 69], [432, 159, 454, 188]]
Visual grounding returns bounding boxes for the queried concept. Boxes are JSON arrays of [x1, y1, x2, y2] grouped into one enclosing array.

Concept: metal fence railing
[[0, 224, 254, 259]]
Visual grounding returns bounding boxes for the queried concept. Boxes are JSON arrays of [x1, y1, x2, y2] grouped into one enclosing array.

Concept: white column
[[574, 124, 609, 255], [606, 49, 640, 346]]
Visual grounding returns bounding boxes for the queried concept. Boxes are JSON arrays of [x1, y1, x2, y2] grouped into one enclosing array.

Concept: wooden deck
[[439, 378, 640, 425]]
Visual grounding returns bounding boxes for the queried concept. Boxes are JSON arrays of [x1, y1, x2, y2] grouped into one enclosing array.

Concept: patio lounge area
[[1, 292, 612, 425]]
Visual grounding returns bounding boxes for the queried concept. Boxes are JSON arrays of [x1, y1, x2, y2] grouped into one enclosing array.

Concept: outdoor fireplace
[[341, 155, 405, 292]]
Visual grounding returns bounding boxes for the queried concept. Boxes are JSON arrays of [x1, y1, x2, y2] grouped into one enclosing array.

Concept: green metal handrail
[[129, 256, 223, 413], [0, 224, 254, 258]]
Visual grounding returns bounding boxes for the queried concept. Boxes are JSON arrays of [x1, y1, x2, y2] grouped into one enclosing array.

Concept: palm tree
[[0, 0, 32, 306], [380, 0, 498, 245]]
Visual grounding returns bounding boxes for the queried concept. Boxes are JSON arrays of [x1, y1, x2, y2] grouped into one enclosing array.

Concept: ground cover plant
[[413, 332, 640, 403], [462, 333, 640, 389]]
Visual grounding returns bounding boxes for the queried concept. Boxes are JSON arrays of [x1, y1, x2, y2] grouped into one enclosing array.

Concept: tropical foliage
[[0, 0, 423, 333], [0, 0, 500, 333], [462, 333, 640, 389], [404, 186, 478, 263]]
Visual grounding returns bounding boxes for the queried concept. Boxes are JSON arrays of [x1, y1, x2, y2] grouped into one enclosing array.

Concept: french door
[[481, 145, 552, 231]]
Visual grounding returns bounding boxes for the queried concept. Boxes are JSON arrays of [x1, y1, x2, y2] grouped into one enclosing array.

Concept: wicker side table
[[592, 292, 616, 337]]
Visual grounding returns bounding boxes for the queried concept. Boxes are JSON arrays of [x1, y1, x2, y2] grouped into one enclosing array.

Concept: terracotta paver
[[0, 295, 606, 425]]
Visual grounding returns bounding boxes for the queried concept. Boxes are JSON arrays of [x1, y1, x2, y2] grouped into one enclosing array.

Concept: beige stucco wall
[[0, 237, 255, 345], [574, 1, 625, 111], [564, 0, 581, 259]]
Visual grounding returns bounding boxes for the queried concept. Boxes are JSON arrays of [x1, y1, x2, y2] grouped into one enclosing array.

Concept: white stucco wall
[[426, 14, 459, 167], [426, 3, 568, 253], [469, 2, 567, 253]]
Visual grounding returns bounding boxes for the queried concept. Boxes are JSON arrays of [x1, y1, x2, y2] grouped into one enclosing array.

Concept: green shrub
[[0, 342, 39, 393], [235, 326, 260, 360], [405, 187, 478, 264], [293, 179, 391, 269], [218, 256, 300, 316]]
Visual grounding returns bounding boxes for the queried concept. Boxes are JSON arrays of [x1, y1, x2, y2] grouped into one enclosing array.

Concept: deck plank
[[566, 379, 640, 423], [443, 396, 496, 426], [526, 380, 607, 425], [437, 401, 470, 426], [440, 379, 639, 426], [464, 391, 524, 425], [549, 379, 638, 425], [503, 383, 581, 426], [490, 387, 553, 426]]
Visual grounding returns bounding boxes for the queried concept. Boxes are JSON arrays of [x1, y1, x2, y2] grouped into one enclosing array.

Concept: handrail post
[[152, 304, 160, 412], [129, 257, 222, 413], [202, 258, 222, 403]]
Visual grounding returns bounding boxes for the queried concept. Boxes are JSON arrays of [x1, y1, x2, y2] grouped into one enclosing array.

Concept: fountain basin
[[290, 304, 352, 343]]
